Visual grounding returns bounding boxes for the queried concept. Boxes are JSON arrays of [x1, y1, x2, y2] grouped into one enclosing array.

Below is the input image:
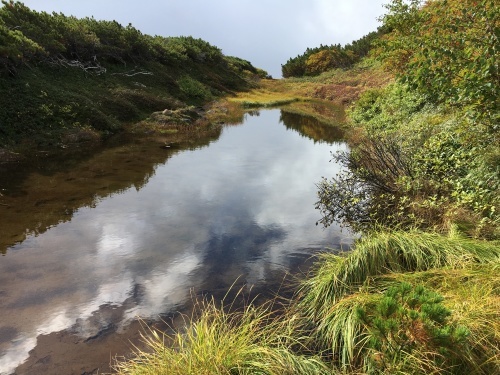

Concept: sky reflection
[[0, 109, 352, 374]]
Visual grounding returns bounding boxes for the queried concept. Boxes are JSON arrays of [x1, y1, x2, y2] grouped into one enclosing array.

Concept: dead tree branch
[[110, 69, 153, 77], [46, 54, 107, 75]]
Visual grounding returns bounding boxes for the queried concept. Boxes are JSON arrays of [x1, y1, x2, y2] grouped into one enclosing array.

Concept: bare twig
[[46, 54, 107, 75], [111, 69, 153, 77]]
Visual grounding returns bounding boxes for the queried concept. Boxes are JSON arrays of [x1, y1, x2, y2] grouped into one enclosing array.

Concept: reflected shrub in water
[[279, 110, 344, 144]]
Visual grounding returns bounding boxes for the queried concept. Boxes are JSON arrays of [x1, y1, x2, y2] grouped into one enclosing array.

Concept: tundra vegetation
[[0, 1, 265, 153], [1, 0, 498, 374], [115, 1, 499, 374]]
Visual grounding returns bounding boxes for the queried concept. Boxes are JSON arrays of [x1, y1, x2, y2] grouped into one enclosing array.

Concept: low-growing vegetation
[[295, 230, 499, 374], [113, 1, 500, 374], [4, 0, 498, 373], [0, 1, 265, 153], [115, 231, 499, 375], [233, 59, 392, 107], [113, 292, 330, 375]]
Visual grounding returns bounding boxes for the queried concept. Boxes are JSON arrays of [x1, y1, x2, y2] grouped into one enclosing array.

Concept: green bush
[[0, 1, 261, 147], [377, 0, 499, 126], [322, 0, 499, 236], [282, 29, 387, 78], [349, 83, 428, 133], [357, 283, 469, 373], [177, 75, 212, 102], [319, 73, 499, 236]]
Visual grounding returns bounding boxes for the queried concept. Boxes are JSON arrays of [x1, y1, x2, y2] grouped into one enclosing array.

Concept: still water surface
[[0, 108, 352, 374]]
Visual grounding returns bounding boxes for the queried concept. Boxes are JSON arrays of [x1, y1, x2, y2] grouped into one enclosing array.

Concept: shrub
[[316, 134, 420, 231], [322, 80, 499, 236], [357, 283, 469, 373], [177, 75, 212, 102], [377, 0, 499, 126], [348, 83, 428, 133]]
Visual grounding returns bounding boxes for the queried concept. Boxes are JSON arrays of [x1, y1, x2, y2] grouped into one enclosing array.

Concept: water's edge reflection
[[0, 107, 352, 375], [0, 127, 223, 254]]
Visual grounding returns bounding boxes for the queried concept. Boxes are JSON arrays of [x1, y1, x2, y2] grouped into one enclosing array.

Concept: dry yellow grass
[[230, 80, 305, 108], [231, 60, 393, 108]]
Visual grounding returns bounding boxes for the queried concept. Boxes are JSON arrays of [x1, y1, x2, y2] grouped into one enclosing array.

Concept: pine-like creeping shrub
[[357, 282, 469, 374]]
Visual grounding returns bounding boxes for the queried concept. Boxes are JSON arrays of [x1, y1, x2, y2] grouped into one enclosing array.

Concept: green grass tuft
[[299, 230, 499, 316], [295, 231, 499, 373], [113, 294, 332, 375]]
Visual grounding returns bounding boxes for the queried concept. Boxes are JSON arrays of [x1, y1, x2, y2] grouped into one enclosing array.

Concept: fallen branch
[[111, 69, 153, 77], [46, 54, 107, 75]]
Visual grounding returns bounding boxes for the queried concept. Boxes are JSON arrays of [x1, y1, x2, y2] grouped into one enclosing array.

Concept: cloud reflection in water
[[0, 109, 352, 374]]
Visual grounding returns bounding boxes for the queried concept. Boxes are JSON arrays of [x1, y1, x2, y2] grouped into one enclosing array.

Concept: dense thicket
[[377, 0, 499, 126], [0, 1, 265, 147], [317, 0, 499, 239], [281, 28, 386, 78]]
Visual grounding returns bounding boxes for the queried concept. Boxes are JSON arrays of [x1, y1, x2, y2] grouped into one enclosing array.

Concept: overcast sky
[[20, 0, 387, 77]]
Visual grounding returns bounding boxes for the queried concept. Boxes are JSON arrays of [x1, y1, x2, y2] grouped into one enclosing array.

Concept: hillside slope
[[0, 1, 265, 150]]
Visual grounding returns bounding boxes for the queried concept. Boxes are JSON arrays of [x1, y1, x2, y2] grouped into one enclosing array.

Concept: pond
[[0, 106, 353, 374]]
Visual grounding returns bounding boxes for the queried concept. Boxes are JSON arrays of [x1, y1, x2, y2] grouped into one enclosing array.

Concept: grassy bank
[[230, 59, 391, 108], [296, 231, 499, 374], [114, 293, 330, 375], [0, 1, 264, 156], [113, 0, 499, 371], [114, 231, 499, 375]]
